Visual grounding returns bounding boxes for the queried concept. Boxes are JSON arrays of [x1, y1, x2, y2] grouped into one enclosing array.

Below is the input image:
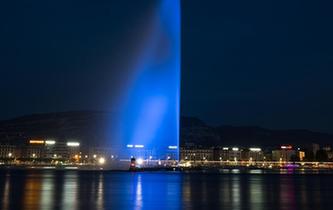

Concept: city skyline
[[1, 1, 333, 209]]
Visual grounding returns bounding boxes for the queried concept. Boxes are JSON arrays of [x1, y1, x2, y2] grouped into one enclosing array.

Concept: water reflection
[[40, 172, 54, 209], [249, 176, 263, 210], [23, 173, 42, 210], [1, 172, 10, 210], [0, 170, 333, 210], [63, 172, 78, 210], [96, 174, 104, 210], [135, 175, 142, 210]]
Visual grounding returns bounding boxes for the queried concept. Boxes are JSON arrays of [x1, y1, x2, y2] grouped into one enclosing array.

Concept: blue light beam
[[111, 0, 180, 160]]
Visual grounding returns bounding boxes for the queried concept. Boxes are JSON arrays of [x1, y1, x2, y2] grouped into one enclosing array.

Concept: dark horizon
[[2, 110, 333, 138], [1, 0, 333, 133]]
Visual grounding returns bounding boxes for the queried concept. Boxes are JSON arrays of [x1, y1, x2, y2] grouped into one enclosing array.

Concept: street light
[[98, 157, 105, 165], [137, 158, 144, 165]]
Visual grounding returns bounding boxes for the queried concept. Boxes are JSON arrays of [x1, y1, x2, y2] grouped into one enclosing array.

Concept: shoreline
[[2, 165, 333, 174]]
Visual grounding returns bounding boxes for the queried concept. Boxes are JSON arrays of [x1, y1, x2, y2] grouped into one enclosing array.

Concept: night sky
[[1, 0, 333, 132]]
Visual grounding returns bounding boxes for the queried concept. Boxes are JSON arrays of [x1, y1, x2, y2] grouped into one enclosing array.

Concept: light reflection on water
[[135, 175, 142, 210], [0, 170, 333, 210]]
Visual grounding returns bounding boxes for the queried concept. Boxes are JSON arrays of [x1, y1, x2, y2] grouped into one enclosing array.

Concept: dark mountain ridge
[[0, 111, 332, 147]]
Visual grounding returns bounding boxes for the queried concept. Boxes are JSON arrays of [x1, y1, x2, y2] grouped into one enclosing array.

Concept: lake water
[[0, 169, 333, 210]]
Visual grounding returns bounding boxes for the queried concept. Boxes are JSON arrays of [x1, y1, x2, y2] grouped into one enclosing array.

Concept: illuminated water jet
[[110, 0, 180, 161]]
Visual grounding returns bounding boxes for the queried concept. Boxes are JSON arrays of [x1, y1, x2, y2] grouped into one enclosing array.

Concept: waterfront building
[[241, 148, 264, 161], [25, 145, 44, 159], [272, 146, 296, 161], [44, 140, 57, 158], [298, 151, 306, 161], [180, 147, 214, 161], [214, 147, 242, 161], [311, 143, 320, 156], [0, 144, 18, 158], [49, 142, 69, 159], [88, 147, 114, 159], [67, 141, 80, 159], [24, 140, 45, 158]]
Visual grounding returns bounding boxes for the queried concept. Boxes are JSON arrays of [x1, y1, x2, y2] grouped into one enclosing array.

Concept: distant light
[[149, 156, 153, 160], [85, 155, 88, 158], [185, 162, 191, 167], [249, 148, 261, 152], [137, 158, 144, 165], [8, 153, 12, 157], [67, 142, 80, 147], [45, 140, 56, 145], [223, 147, 229, 150], [127, 144, 134, 148], [98, 157, 105, 165], [232, 147, 239, 151], [30, 140, 44, 144], [53, 154, 57, 158], [281, 145, 292, 150], [167, 156, 171, 160], [299, 151, 305, 161], [134, 145, 144, 148], [93, 154, 97, 158], [168, 146, 178, 150], [32, 153, 36, 158]]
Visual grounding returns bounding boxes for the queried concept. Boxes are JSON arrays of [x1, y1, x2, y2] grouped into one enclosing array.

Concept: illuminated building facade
[[180, 148, 214, 161], [110, 0, 180, 160], [272, 146, 296, 161], [0, 144, 17, 158]]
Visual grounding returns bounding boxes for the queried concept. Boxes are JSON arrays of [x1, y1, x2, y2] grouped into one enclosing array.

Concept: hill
[[0, 112, 332, 147]]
